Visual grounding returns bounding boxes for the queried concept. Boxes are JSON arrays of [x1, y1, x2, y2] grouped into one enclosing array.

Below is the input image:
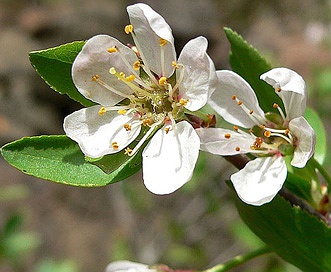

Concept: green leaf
[[1, 135, 141, 187], [235, 194, 331, 272], [304, 107, 327, 164], [29, 41, 94, 107], [224, 27, 283, 113]]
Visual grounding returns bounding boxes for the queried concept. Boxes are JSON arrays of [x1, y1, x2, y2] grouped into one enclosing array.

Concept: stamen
[[128, 121, 162, 156], [124, 24, 134, 34], [232, 95, 265, 125], [142, 118, 152, 126], [179, 98, 189, 106], [124, 147, 133, 155], [264, 130, 271, 137], [158, 76, 167, 85], [92, 74, 132, 99], [276, 87, 281, 92], [133, 60, 141, 70], [98, 107, 107, 116], [160, 39, 166, 76], [126, 75, 136, 82], [112, 142, 119, 149], [123, 123, 132, 131], [224, 133, 231, 139], [233, 126, 239, 131], [235, 147, 241, 152], [109, 46, 152, 90], [107, 47, 117, 53], [171, 63, 185, 93], [273, 103, 286, 122], [118, 109, 127, 115], [172, 61, 179, 69], [109, 67, 151, 97], [159, 38, 168, 46]]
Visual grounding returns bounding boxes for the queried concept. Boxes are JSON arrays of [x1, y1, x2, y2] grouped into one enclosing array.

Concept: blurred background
[[1, 0, 331, 271]]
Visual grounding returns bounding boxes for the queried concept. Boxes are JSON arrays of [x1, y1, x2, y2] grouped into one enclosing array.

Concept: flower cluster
[[65, 3, 315, 205], [64, 3, 217, 194], [196, 68, 316, 205]]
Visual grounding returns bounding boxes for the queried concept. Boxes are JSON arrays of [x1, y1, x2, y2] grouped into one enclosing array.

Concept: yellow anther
[[142, 119, 152, 126], [158, 76, 167, 85], [276, 87, 281, 92], [119, 72, 126, 78], [126, 75, 135, 82], [232, 95, 237, 100], [124, 147, 133, 155], [273, 103, 279, 108], [112, 142, 119, 149], [224, 133, 231, 139], [92, 75, 100, 81], [159, 38, 168, 46], [284, 129, 290, 135], [264, 130, 271, 137], [165, 127, 171, 134], [117, 109, 127, 115], [124, 123, 132, 131], [235, 146, 241, 152], [249, 110, 254, 114], [107, 47, 117, 53], [98, 107, 107, 116], [237, 100, 243, 105], [260, 125, 266, 129], [124, 24, 134, 34], [179, 98, 189, 106], [233, 126, 239, 131], [109, 67, 116, 75], [133, 60, 141, 70], [172, 61, 179, 69]]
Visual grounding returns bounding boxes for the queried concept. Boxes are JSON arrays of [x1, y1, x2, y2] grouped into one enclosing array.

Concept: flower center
[[228, 94, 296, 157], [90, 24, 188, 155]]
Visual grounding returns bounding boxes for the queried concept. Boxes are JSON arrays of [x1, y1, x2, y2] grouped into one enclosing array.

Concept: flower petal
[[231, 156, 287, 206], [72, 35, 137, 106], [289, 116, 316, 168], [196, 127, 254, 155], [260, 67, 306, 119], [63, 105, 141, 158], [209, 70, 265, 128], [142, 121, 199, 194], [105, 261, 152, 272], [177, 36, 217, 111], [127, 3, 176, 77]]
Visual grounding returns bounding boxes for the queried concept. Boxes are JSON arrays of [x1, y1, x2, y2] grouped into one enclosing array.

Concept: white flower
[[64, 3, 217, 194], [105, 261, 155, 272], [196, 68, 316, 206]]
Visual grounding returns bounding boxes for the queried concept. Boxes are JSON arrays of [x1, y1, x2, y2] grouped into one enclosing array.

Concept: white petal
[[260, 67, 306, 119], [289, 116, 316, 168], [209, 70, 265, 128], [195, 128, 254, 155], [231, 156, 287, 206], [260, 67, 306, 95], [142, 121, 199, 194], [127, 3, 176, 77], [105, 261, 151, 272], [72, 35, 137, 106], [63, 106, 141, 158], [177, 36, 217, 111]]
